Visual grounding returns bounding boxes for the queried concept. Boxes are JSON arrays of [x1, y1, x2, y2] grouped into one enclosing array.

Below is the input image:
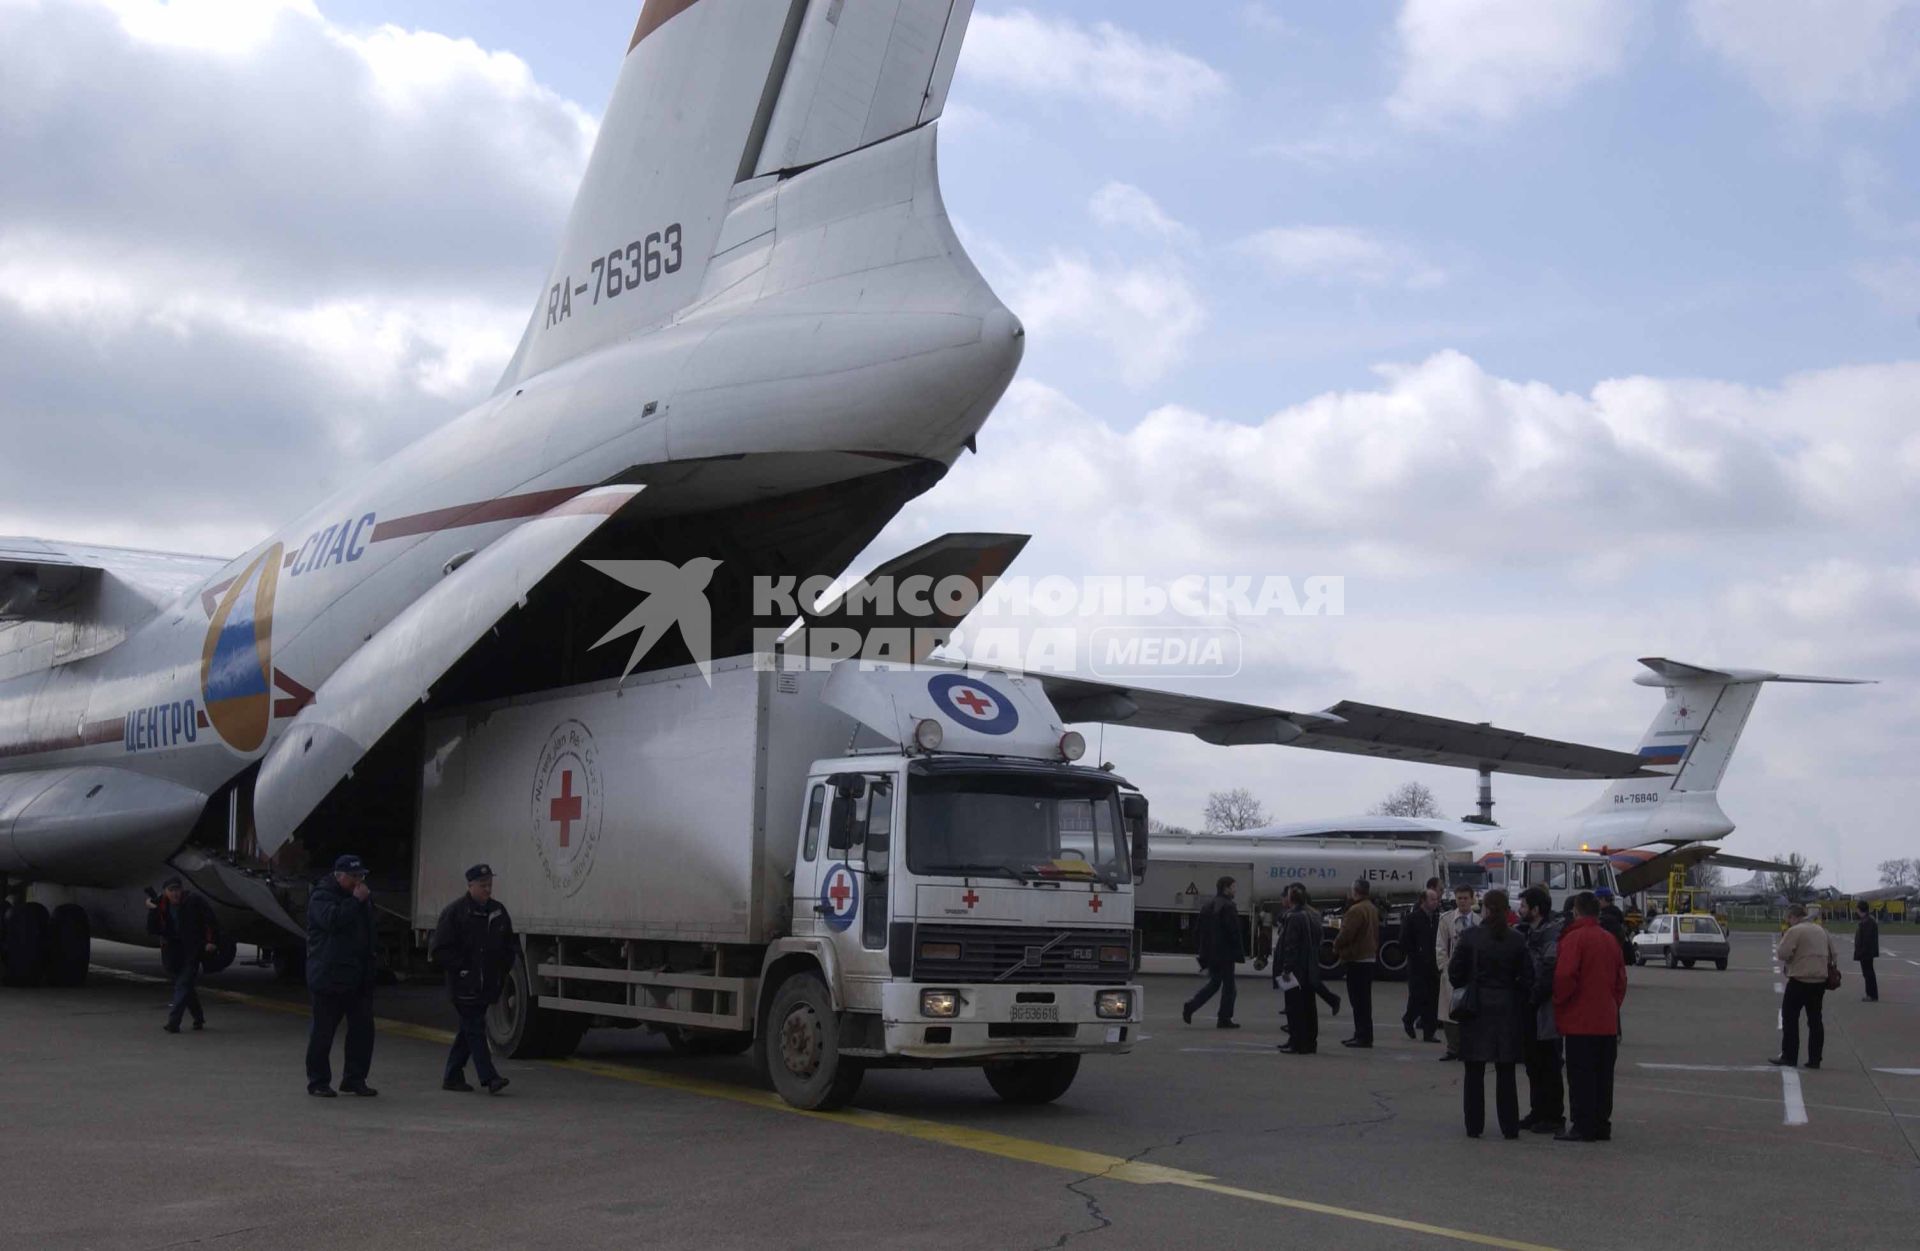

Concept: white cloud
[[1388, 0, 1635, 127], [0, 0, 593, 554], [1690, 0, 1920, 117], [1240, 225, 1446, 289], [1087, 182, 1195, 244], [1006, 254, 1206, 388], [962, 9, 1228, 121]]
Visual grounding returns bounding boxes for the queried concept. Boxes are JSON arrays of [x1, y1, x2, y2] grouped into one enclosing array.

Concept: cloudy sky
[[3, 0, 1917, 888]]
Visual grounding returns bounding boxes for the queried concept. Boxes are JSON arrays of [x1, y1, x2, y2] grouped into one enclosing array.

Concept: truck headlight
[[919, 941, 962, 960], [1098, 945, 1130, 964], [920, 989, 960, 1018], [1095, 990, 1132, 1020]]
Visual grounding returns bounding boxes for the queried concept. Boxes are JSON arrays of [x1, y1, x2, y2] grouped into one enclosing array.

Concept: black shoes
[[1767, 1056, 1794, 1067], [1438, 1051, 1459, 1062], [443, 1078, 475, 1092], [308, 1085, 337, 1098], [1340, 1038, 1371, 1049], [1553, 1129, 1593, 1142], [340, 1082, 379, 1097], [191, 1020, 205, 1031], [162, 1023, 180, 1034], [1217, 1020, 1241, 1030], [1805, 1060, 1821, 1070], [1182, 1003, 1195, 1025], [1529, 1121, 1563, 1135], [486, 1077, 511, 1095], [1329, 996, 1342, 1016], [1403, 1021, 1416, 1039]]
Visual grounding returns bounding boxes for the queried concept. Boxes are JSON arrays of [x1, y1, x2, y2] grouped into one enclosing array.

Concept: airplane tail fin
[[1589, 657, 1870, 811], [497, 0, 980, 390]]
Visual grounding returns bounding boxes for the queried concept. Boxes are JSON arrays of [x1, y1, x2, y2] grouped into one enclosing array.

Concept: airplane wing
[[786, 531, 1028, 661], [1, 538, 223, 622], [1028, 674, 1653, 779]]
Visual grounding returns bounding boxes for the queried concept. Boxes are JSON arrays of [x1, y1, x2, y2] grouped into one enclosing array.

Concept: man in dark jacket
[[1517, 886, 1565, 1135], [146, 878, 217, 1033], [432, 864, 518, 1094], [1401, 890, 1441, 1042], [1595, 888, 1631, 961], [1182, 877, 1244, 1028], [1854, 903, 1880, 1002], [305, 854, 379, 1098], [1276, 884, 1322, 1054]]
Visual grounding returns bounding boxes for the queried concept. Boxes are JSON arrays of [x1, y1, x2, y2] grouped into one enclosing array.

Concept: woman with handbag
[[1448, 888, 1532, 1139]]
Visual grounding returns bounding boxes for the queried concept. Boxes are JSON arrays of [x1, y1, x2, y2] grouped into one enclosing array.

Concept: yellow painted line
[[93, 965, 1557, 1250]]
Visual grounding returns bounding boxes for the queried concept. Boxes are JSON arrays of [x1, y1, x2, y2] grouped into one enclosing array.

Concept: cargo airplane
[[0, 0, 1652, 986]]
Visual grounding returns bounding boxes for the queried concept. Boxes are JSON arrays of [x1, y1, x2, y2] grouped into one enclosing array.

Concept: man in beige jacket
[[1436, 885, 1479, 1061], [1770, 904, 1837, 1069], [1332, 879, 1380, 1048]]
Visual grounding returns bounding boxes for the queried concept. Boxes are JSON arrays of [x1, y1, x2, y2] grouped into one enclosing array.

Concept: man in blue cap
[[305, 854, 379, 1098], [431, 864, 518, 1094]]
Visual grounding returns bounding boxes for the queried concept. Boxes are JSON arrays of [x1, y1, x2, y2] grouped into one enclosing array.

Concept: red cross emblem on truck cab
[[962, 889, 979, 909], [1088, 894, 1104, 913]]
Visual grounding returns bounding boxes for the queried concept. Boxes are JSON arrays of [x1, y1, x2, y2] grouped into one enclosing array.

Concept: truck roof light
[[914, 718, 944, 751], [1059, 731, 1086, 761]]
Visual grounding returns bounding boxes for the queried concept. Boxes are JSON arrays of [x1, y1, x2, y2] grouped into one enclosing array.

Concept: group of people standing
[[1185, 877, 1629, 1143]]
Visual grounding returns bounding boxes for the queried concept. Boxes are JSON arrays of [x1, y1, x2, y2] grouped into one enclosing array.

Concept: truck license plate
[[1010, 1004, 1059, 1023]]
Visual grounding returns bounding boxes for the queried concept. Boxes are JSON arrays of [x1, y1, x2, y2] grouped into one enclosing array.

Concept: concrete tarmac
[[3, 931, 1916, 1250]]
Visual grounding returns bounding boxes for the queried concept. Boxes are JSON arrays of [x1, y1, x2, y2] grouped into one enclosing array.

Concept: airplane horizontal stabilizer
[[786, 530, 1027, 661], [253, 486, 643, 857], [1635, 656, 1874, 686]]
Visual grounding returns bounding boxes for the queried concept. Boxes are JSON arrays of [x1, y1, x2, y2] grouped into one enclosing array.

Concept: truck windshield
[[907, 773, 1127, 883]]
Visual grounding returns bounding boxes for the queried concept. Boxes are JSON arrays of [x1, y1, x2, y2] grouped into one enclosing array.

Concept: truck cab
[[1474, 849, 1618, 914]]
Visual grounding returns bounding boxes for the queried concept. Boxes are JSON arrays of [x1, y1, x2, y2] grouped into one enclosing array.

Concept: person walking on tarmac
[[432, 864, 518, 1094], [1854, 902, 1881, 1002], [1554, 891, 1628, 1142], [306, 854, 379, 1098], [1276, 884, 1322, 1054], [1183, 877, 1244, 1029], [1595, 887, 1631, 960], [146, 877, 218, 1033], [1771, 904, 1839, 1069], [1334, 879, 1380, 1048], [1401, 889, 1442, 1042], [1517, 886, 1565, 1135]]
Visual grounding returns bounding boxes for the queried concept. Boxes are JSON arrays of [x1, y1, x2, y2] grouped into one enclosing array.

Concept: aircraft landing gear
[[3, 901, 51, 987], [46, 903, 91, 987]]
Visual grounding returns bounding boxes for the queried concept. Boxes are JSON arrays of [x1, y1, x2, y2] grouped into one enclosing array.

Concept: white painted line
[[1906, 960, 1920, 968], [1874, 1068, 1920, 1077], [1781, 1069, 1807, 1126], [1639, 1063, 1775, 1072]]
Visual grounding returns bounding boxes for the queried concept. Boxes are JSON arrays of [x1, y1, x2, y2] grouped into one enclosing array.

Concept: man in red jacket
[[1553, 891, 1628, 1143]]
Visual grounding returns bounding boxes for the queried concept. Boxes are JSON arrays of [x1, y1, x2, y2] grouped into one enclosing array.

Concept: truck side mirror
[[1120, 793, 1149, 883], [828, 772, 866, 800]]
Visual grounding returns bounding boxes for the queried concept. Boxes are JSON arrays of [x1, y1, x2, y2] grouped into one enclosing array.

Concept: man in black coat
[[305, 854, 379, 1098], [1276, 884, 1322, 1054], [1401, 890, 1441, 1042], [1517, 886, 1566, 1135], [1854, 903, 1880, 1002], [146, 877, 217, 1033], [1182, 877, 1244, 1028], [431, 864, 518, 1094]]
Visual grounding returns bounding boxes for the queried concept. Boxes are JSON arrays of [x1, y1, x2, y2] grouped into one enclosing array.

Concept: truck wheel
[[489, 950, 588, 1059], [984, 1054, 1080, 1105], [764, 972, 864, 1110], [1377, 939, 1408, 977], [3, 901, 50, 987], [46, 904, 90, 987]]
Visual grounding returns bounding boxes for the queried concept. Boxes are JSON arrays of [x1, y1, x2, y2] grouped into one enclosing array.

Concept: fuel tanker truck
[[1137, 829, 1456, 979]]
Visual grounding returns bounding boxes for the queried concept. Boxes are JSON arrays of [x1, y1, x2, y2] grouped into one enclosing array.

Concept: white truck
[[409, 655, 1146, 1109]]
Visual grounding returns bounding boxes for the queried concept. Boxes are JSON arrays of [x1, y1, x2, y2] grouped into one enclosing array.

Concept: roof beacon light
[[1059, 731, 1086, 762], [914, 718, 944, 752]]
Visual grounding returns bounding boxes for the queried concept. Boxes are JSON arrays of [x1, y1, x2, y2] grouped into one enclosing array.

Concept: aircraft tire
[[4, 901, 51, 987], [46, 904, 90, 987], [201, 937, 239, 975], [984, 1054, 1080, 1105]]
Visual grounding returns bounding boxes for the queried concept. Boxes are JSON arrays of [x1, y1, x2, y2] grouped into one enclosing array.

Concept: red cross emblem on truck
[[549, 770, 583, 847], [829, 875, 852, 910], [1088, 894, 1104, 913], [953, 688, 993, 717], [961, 889, 979, 908]]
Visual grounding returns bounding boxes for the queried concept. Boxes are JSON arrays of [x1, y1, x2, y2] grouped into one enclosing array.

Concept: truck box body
[[413, 659, 853, 943]]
